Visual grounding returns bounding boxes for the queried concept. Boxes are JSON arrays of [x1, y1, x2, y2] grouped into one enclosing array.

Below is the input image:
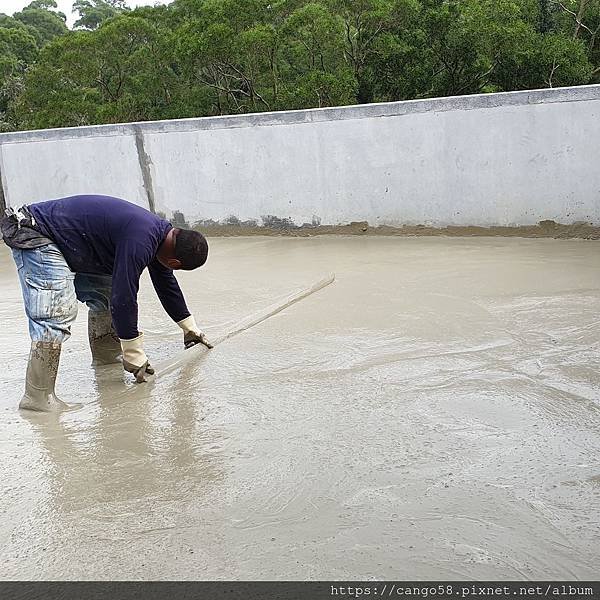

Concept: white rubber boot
[[19, 342, 68, 412], [88, 310, 121, 365]]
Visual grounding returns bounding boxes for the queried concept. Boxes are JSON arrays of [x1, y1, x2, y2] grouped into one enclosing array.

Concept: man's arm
[[112, 240, 155, 382], [148, 258, 213, 350], [147, 257, 190, 323], [111, 241, 148, 339]]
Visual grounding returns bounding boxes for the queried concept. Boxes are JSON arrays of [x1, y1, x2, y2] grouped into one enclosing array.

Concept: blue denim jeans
[[12, 243, 112, 344]]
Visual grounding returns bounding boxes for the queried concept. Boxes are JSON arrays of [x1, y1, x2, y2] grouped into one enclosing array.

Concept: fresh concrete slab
[[0, 236, 599, 579]]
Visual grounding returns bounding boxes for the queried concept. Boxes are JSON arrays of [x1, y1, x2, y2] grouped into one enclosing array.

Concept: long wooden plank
[[145, 273, 335, 382]]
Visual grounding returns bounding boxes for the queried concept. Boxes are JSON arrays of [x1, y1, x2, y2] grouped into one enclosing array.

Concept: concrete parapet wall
[[1, 85, 599, 228]]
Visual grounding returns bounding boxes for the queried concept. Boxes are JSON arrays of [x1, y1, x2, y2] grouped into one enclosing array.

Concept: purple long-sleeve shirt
[[29, 195, 191, 339]]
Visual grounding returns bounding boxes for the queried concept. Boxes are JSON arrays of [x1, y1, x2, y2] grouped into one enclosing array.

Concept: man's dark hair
[[174, 229, 208, 270]]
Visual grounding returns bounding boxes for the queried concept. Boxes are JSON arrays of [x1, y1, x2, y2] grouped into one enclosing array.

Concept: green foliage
[[13, 0, 68, 46], [73, 0, 129, 30], [277, 3, 356, 107], [3, 0, 599, 130], [15, 16, 177, 127], [0, 27, 38, 129]]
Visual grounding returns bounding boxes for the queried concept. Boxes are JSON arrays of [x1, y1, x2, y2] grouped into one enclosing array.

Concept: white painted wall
[[1, 85, 599, 227], [0, 131, 148, 210]]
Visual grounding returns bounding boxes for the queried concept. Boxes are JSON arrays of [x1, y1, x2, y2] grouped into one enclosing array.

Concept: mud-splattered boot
[[88, 310, 121, 365], [19, 342, 68, 412]]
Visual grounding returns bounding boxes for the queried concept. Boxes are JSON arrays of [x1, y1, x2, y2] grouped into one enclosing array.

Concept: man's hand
[[177, 315, 213, 350], [120, 332, 155, 383], [123, 359, 155, 383], [183, 330, 213, 350]]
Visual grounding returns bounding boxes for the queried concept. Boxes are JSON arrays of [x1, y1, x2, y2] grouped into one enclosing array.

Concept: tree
[[278, 3, 357, 108], [12, 13, 190, 128], [550, 0, 600, 80], [175, 0, 279, 114], [5, 0, 600, 131], [325, 0, 420, 102], [73, 0, 129, 30], [13, 0, 69, 46], [0, 21, 39, 130]]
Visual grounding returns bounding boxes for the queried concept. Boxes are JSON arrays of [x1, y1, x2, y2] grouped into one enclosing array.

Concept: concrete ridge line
[[134, 126, 156, 214], [0, 145, 8, 212]]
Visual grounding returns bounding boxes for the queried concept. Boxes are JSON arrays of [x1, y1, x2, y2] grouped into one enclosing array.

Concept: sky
[[1, 1, 172, 27]]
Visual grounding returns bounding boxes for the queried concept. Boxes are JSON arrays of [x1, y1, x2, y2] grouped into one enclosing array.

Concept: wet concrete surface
[[0, 237, 599, 580]]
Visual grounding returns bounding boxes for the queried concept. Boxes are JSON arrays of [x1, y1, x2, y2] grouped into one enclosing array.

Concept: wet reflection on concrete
[[0, 237, 599, 579]]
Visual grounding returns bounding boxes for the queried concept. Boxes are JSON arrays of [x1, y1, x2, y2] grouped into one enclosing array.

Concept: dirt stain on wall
[[195, 219, 600, 239]]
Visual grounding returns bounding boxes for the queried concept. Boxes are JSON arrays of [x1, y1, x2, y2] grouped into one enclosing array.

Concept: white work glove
[[177, 315, 213, 350], [120, 332, 155, 383]]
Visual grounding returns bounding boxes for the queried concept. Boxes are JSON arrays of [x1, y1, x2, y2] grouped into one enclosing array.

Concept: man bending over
[[1, 194, 212, 412]]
